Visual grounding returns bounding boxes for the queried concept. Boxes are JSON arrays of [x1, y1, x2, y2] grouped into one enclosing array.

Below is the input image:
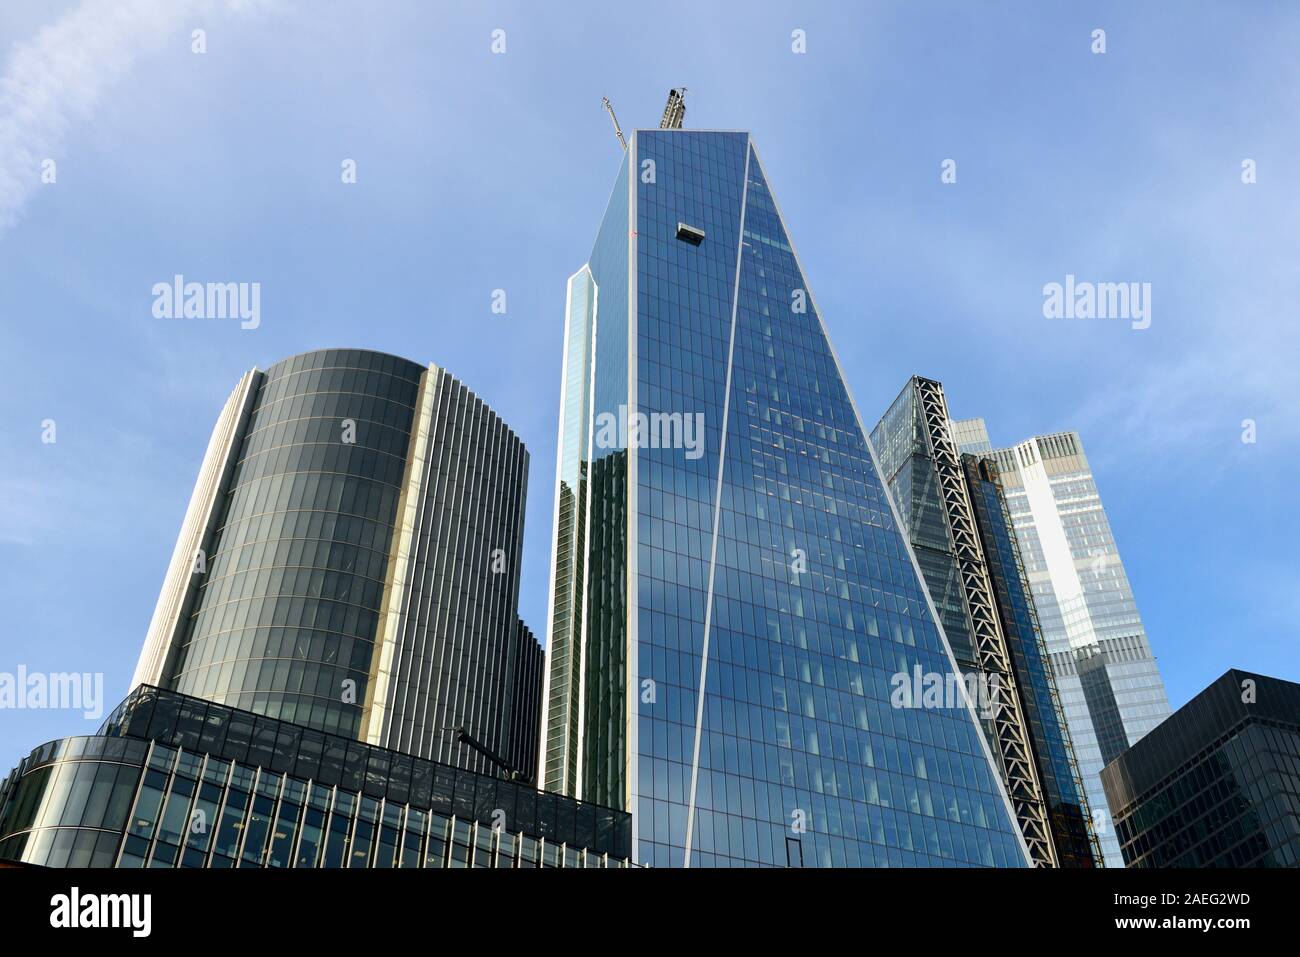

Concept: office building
[[0, 685, 630, 868], [132, 348, 541, 779], [0, 349, 614, 869], [539, 104, 1031, 867], [872, 376, 1101, 866], [1102, 669, 1300, 868], [949, 417, 992, 454], [952, 419, 1172, 865]]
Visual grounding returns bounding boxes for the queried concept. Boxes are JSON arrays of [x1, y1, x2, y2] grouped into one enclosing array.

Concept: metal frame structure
[[913, 377, 1057, 867]]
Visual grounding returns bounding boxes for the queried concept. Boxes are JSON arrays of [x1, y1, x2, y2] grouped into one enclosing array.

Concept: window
[[676, 222, 705, 245]]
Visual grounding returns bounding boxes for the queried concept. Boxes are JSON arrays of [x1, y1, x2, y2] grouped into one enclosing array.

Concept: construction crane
[[603, 88, 689, 151], [601, 96, 626, 151], [659, 87, 687, 129]]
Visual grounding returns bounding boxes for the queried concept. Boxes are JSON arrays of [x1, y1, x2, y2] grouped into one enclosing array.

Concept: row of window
[[221, 470, 401, 536], [102, 688, 629, 852], [241, 413, 413, 463], [255, 368, 420, 420], [231, 441, 410, 490], [261, 350, 424, 386], [212, 508, 398, 573], [118, 745, 626, 869], [175, 625, 373, 676]]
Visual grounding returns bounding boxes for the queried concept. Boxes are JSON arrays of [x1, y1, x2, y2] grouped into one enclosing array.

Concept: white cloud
[[0, 0, 271, 231]]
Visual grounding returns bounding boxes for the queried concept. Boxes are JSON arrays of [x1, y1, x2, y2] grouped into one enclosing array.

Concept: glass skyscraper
[[953, 419, 1172, 865], [541, 124, 1030, 867], [132, 349, 541, 780], [872, 377, 1101, 867]]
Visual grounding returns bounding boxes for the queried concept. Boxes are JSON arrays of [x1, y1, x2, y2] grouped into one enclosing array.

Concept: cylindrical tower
[[132, 349, 540, 778]]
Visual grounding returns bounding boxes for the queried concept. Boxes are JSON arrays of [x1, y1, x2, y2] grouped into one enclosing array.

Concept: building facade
[[0, 685, 630, 868], [872, 377, 1101, 867], [540, 123, 1031, 867], [1101, 669, 1300, 868], [952, 419, 1172, 865], [132, 349, 541, 780]]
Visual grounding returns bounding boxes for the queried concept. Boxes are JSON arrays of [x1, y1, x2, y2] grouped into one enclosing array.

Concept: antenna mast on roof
[[659, 87, 687, 129], [601, 96, 627, 151]]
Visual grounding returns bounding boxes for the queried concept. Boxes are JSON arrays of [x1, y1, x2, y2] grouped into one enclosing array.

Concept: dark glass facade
[[963, 455, 1100, 867], [0, 686, 631, 869], [872, 377, 1100, 867], [170, 350, 423, 736], [132, 349, 540, 780], [1101, 669, 1300, 868], [507, 620, 543, 781], [542, 129, 1029, 867]]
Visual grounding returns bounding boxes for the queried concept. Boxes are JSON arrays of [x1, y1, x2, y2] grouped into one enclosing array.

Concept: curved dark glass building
[[132, 349, 540, 779], [0, 685, 631, 869]]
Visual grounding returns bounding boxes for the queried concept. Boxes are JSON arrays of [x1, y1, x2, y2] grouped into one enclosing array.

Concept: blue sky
[[1, 0, 1297, 772]]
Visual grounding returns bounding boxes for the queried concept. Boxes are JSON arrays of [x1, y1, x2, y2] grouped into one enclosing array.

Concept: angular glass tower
[[133, 349, 541, 781], [953, 419, 1172, 866], [541, 127, 1030, 867], [873, 377, 1101, 867]]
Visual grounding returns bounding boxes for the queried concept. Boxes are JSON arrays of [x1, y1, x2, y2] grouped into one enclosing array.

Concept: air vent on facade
[[676, 222, 705, 245]]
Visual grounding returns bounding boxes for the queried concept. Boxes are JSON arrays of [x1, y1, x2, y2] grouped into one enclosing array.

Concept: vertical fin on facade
[[131, 368, 260, 689], [361, 362, 441, 751]]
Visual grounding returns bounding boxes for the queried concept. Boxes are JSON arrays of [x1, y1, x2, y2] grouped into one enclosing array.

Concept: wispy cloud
[[1071, 338, 1296, 480], [0, 0, 270, 232]]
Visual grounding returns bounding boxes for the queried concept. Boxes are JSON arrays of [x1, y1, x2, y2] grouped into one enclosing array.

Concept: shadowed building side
[[1102, 669, 1300, 868]]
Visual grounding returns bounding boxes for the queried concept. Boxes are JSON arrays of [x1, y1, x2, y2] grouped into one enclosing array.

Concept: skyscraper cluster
[[1, 96, 1292, 870]]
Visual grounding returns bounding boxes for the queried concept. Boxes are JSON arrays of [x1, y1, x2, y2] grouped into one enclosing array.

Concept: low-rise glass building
[[0, 685, 631, 869]]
